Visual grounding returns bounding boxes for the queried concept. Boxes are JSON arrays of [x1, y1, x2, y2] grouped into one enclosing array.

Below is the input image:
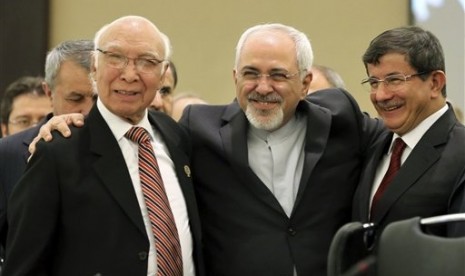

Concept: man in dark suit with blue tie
[[3, 16, 203, 276], [352, 26, 465, 246]]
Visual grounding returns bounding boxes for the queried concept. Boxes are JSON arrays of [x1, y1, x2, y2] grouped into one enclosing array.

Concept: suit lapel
[[293, 101, 332, 211], [372, 108, 456, 222], [219, 102, 286, 215], [88, 106, 147, 236], [357, 134, 392, 220]]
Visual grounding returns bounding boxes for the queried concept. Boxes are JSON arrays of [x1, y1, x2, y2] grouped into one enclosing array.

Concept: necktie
[[125, 127, 183, 276], [371, 138, 406, 216]]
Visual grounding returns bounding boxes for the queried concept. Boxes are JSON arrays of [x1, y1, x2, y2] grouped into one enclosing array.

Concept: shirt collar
[[393, 104, 448, 150], [97, 99, 154, 142]]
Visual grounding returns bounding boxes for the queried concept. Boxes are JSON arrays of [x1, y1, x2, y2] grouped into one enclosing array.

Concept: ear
[[42, 81, 53, 99], [430, 70, 446, 98], [90, 52, 98, 77], [233, 69, 238, 85], [301, 71, 312, 98], [1, 123, 8, 137]]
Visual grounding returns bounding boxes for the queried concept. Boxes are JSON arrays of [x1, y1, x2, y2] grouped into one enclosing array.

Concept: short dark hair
[[362, 26, 446, 96], [0, 76, 46, 125]]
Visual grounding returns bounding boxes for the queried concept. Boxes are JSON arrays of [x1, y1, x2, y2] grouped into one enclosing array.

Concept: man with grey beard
[[178, 23, 385, 275]]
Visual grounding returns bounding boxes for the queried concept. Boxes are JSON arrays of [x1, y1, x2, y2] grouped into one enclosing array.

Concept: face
[[234, 31, 310, 131], [367, 53, 445, 135], [94, 18, 166, 124], [149, 66, 174, 115], [307, 69, 331, 94], [1, 93, 52, 136], [44, 60, 95, 116]]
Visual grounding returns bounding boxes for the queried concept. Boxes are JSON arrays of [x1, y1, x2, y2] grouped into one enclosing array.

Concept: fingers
[[28, 136, 42, 159], [27, 113, 85, 159]]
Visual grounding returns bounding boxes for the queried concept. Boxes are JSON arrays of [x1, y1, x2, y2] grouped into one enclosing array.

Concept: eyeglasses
[[9, 116, 44, 128], [238, 69, 303, 83], [96, 49, 164, 74], [361, 72, 429, 93]]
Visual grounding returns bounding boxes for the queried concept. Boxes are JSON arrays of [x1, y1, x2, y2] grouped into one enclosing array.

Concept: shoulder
[[179, 102, 237, 129], [306, 88, 362, 114]]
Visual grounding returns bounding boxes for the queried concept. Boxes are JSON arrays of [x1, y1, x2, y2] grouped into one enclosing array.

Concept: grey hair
[[312, 64, 345, 89], [234, 23, 313, 78], [44, 39, 94, 91]]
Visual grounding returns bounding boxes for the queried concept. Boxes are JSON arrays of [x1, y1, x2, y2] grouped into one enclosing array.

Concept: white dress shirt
[[369, 104, 449, 212], [97, 100, 195, 276]]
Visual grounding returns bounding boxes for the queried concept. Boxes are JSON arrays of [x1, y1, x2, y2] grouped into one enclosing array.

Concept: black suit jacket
[[179, 88, 384, 276], [3, 106, 204, 276], [0, 114, 51, 246], [353, 106, 465, 240], [448, 166, 465, 237]]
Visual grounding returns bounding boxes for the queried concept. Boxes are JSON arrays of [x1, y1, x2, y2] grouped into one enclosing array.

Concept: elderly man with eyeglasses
[[3, 16, 204, 276], [352, 26, 465, 251]]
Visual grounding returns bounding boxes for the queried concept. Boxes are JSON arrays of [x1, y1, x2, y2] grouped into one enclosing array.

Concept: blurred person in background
[[150, 60, 178, 115], [171, 92, 207, 121], [307, 64, 345, 94], [0, 39, 95, 265], [0, 76, 51, 137]]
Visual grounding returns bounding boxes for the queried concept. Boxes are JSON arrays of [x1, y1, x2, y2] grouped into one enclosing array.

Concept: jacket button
[[138, 251, 148, 260], [288, 227, 297, 236]]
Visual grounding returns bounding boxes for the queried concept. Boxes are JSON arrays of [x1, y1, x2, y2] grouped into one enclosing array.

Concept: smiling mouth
[[379, 101, 403, 112], [115, 90, 138, 96]]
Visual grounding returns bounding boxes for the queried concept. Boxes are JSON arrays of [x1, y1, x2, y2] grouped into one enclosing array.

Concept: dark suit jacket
[[0, 114, 51, 246], [448, 166, 465, 237], [353, 106, 465, 241], [179, 88, 384, 276], [3, 106, 205, 276]]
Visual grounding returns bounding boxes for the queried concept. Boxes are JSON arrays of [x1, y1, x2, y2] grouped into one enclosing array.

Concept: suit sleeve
[[3, 140, 60, 276]]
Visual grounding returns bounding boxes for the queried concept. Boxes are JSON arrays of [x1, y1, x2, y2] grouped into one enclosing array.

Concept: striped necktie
[[125, 126, 183, 276]]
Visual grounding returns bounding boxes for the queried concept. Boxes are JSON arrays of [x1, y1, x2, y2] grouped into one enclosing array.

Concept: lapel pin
[[184, 165, 191, 178]]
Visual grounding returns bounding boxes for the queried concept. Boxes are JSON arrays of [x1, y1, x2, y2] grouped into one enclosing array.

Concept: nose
[[120, 59, 139, 82], [373, 83, 394, 101], [255, 75, 274, 94]]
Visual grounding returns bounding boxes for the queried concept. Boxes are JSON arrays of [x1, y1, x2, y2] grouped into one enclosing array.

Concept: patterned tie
[[125, 127, 183, 276], [371, 138, 407, 216]]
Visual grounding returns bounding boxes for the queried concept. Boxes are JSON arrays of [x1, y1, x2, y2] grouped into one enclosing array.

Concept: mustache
[[247, 92, 283, 103], [376, 99, 404, 109]]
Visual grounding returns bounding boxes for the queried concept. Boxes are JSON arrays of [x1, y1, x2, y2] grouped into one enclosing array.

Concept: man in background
[[171, 92, 207, 121], [150, 60, 178, 115], [0, 76, 51, 137], [0, 39, 95, 263], [307, 64, 345, 94]]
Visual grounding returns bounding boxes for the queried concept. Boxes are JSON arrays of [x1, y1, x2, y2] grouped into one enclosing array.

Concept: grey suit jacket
[[353, 106, 465, 240], [3, 105, 204, 276]]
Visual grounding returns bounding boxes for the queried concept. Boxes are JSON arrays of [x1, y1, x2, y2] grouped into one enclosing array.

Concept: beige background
[[49, 0, 410, 116]]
